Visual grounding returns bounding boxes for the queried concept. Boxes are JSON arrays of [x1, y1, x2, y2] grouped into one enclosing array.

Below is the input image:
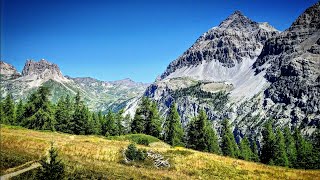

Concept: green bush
[[125, 144, 146, 161], [36, 145, 65, 180]]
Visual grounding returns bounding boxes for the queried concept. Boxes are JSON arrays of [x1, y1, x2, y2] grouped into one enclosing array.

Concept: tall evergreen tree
[[115, 109, 125, 135], [123, 113, 132, 134], [83, 107, 94, 135], [15, 99, 25, 125], [311, 129, 320, 169], [163, 103, 184, 146], [220, 119, 239, 158], [91, 112, 101, 135], [69, 92, 87, 135], [260, 120, 276, 165], [131, 97, 150, 134], [98, 111, 106, 136], [273, 128, 289, 167], [144, 102, 161, 138], [105, 110, 117, 136], [55, 96, 72, 133], [293, 128, 313, 169], [27, 108, 55, 130], [70, 105, 87, 135], [0, 99, 4, 124], [205, 121, 220, 154], [239, 136, 253, 161], [3, 94, 15, 125], [250, 137, 260, 162], [283, 126, 297, 167], [23, 86, 55, 130], [131, 107, 145, 134], [187, 109, 220, 153]]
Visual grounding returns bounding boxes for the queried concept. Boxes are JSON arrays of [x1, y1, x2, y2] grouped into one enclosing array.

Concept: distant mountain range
[[0, 59, 149, 114]]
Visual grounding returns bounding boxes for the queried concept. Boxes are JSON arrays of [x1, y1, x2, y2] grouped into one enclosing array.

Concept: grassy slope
[[1, 125, 320, 180]]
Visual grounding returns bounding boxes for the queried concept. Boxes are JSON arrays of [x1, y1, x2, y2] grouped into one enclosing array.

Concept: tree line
[[0, 86, 131, 136], [1, 85, 319, 169]]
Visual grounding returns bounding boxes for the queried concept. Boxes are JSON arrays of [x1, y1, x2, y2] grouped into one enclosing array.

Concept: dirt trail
[[0, 163, 41, 180]]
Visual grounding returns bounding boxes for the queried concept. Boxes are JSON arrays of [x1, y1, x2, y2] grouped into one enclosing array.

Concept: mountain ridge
[[0, 59, 149, 113]]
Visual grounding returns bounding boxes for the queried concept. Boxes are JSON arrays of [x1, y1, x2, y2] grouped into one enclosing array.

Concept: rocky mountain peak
[[159, 11, 279, 80], [288, 1, 320, 32], [21, 59, 68, 82], [218, 10, 257, 30]]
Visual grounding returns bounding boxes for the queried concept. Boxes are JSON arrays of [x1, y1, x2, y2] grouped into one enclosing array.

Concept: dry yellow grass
[[1, 125, 320, 179]]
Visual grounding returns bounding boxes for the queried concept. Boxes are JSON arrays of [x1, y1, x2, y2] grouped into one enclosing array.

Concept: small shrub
[[125, 144, 146, 161], [36, 145, 65, 180]]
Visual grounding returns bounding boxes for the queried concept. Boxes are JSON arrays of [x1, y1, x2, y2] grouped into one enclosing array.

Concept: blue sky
[[1, 0, 318, 83]]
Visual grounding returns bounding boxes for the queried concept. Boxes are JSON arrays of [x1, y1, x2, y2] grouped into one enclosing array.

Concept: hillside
[[1, 125, 319, 179]]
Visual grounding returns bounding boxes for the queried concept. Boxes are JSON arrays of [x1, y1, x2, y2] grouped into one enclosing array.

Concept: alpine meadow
[[1, 0, 320, 179]]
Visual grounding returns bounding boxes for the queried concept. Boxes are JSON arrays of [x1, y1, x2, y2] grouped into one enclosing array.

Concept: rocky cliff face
[[253, 2, 320, 132], [134, 2, 320, 137], [21, 59, 68, 83]]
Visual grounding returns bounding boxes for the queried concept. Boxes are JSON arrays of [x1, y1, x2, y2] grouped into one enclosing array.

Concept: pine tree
[[250, 137, 260, 162], [293, 128, 313, 169], [74, 91, 81, 109], [164, 103, 184, 146], [205, 122, 220, 154], [260, 120, 276, 165], [105, 110, 117, 136], [131, 107, 145, 134], [98, 111, 107, 136], [73, 106, 88, 135], [91, 112, 101, 135], [221, 119, 239, 158], [0, 100, 4, 124], [115, 109, 125, 135], [239, 136, 253, 161], [28, 108, 55, 130], [23, 86, 55, 130], [70, 93, 87, 135], [84, 107, 94, 135], [144, 102, 161, 138], [55, 96, 71, 133], [15, 99, 25, 125], [187, 109, 220, 153], [3, 94, 15, 125], [123, 114, 132, 134], [36, 144, 64, 180], [273, 128, 289, 167], [283, 126, 297, 167], [311, 129, 320, 169]]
